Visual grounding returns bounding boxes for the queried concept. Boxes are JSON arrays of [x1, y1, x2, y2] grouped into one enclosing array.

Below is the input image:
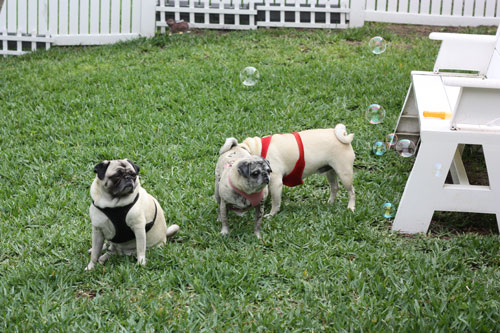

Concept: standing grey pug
[[86, 159, 179, 270], [215, 138, 272, 239]]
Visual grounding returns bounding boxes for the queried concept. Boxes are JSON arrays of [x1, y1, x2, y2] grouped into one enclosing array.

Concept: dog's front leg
[[220, 201, 229, 235], [254, 204, 264, 239], [85, 226, 105, 271], [266, 174, 283, 217], [132, 224, 147, 266]]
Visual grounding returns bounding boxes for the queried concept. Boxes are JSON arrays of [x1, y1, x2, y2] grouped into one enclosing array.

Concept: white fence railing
[[365, 0, 500, 26], [0, 0, 156, 56]]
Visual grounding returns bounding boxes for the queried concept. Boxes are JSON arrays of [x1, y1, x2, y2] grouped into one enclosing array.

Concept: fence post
[[140, 0, 156, 37], [349, 0, 365, 28]]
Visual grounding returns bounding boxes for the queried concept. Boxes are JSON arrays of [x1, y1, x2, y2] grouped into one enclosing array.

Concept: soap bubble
[[395, 139, 416, 157], [240, 66, 259, 87], [369, 36, 387, 55], [372, 141, 387, 156], [382, 202, 396, 218], [385, 133, 398, 149], [365, 104, 385, 124]]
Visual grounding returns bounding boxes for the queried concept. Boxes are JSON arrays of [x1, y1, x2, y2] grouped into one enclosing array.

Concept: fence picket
[[28, 0, 38, 34], [100, 0, 111, 34], [431, 0, 441, 15], [80, 0, 89, 34], [59, 0, 69, 35], [400, 0, 409, 12], [475, 0, 486, 16], [452, 0, 463, 16], [48, 0, 58, 34], [387, 0, 397, 12], [463, 0, 474, 15], [420, 0, 431, 14], [110, 0, 120, 33], [441, 0, 452, 15], [409, 0, 419, 13], [120, 0, 131, 34], [365, 0, 376, 11], [7, 0, 17, 32], [90, 0, 99, 34], [484, 0, 496, 16], [69, 0, 79, 35]]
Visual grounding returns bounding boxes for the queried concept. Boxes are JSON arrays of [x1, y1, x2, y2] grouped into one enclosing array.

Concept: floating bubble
[[240, 66, 259, 87], [369, 36, 387, 55], [382, 202, 396, 219], [385, 133, 398, 149], [372, 141, 387, 156], [434, 163, 442, 177], [365, 104, 385, 124], [395, 139, 416, 157]]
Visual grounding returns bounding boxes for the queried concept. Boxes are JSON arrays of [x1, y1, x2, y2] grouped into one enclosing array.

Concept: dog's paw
[[98, 252, 111, 265], [220, 226, 229, 236], [254, 231, 262, 239], [85, 262, 96, 271], [137, 256, 146, 266]]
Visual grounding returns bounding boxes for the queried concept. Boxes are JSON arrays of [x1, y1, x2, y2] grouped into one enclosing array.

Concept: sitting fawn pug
[[215, 138, 272, 238], [86, 159, 179, 270], [239, 124, 355, 216]]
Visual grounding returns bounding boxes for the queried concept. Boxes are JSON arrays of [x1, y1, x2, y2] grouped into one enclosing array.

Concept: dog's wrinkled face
[[237, 157, 272, 190], [94, 159, 140, 197]]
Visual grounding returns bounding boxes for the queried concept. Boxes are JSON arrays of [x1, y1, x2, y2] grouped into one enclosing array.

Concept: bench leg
[[392, 138, 457, 234]]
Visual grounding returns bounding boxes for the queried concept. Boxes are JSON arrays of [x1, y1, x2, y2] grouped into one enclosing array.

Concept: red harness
[[260, 132, 305, 187]]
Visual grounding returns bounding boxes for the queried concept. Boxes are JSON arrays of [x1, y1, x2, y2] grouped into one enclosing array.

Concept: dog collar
[[227, 171, 264, 208]]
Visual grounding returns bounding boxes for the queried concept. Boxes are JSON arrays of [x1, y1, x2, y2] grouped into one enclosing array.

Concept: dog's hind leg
[[266, 173, 283, 217], [326, 169, 339, 204], [220, 201, 230, 235], [336, 167, 355, 212], [254, 204, 265, 239], [98, 243, 116, 265]]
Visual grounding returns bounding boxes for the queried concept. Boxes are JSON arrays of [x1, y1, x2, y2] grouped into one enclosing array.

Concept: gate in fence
[[0, 0, 156, 56], [156, 0, 364, 32]]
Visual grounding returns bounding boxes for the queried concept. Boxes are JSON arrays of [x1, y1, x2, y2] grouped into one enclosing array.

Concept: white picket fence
[[2, 0, 500, 56], [365, 0, 500, 26], [0, 0, 156, 56]]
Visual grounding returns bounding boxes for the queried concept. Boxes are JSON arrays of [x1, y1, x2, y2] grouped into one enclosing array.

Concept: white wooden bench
[[391, 27, 500, 234]]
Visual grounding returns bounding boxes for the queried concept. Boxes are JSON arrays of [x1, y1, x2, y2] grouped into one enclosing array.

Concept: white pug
[[215, 139, 272, 238], [240, 124, 355, 216], [86, 159, 179, 270]]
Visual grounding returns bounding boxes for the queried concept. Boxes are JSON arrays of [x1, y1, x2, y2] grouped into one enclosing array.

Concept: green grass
[[1, 23, 499, 331]]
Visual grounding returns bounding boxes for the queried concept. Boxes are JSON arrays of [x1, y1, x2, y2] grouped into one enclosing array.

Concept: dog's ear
[[94, 161, 110, 180], [126, 159, 140, 174], [237, 161, 250, 179], [263, 158, 272, 173]]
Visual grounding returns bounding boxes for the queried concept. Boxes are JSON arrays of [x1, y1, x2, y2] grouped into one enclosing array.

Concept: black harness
[[92, 193, 157, 243]]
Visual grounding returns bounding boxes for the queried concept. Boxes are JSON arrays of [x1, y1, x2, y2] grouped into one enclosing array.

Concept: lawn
[[1, 23, 499, 331]]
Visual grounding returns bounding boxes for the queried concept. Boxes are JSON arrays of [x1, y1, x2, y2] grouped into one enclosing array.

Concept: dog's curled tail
[[219, 137, 239, 155], [167, 224, 180, 237], [334, 124, 354, 144]]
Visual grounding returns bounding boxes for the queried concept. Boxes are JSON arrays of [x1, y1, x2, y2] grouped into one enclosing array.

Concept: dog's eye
[[251, 171, 260, 177]]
